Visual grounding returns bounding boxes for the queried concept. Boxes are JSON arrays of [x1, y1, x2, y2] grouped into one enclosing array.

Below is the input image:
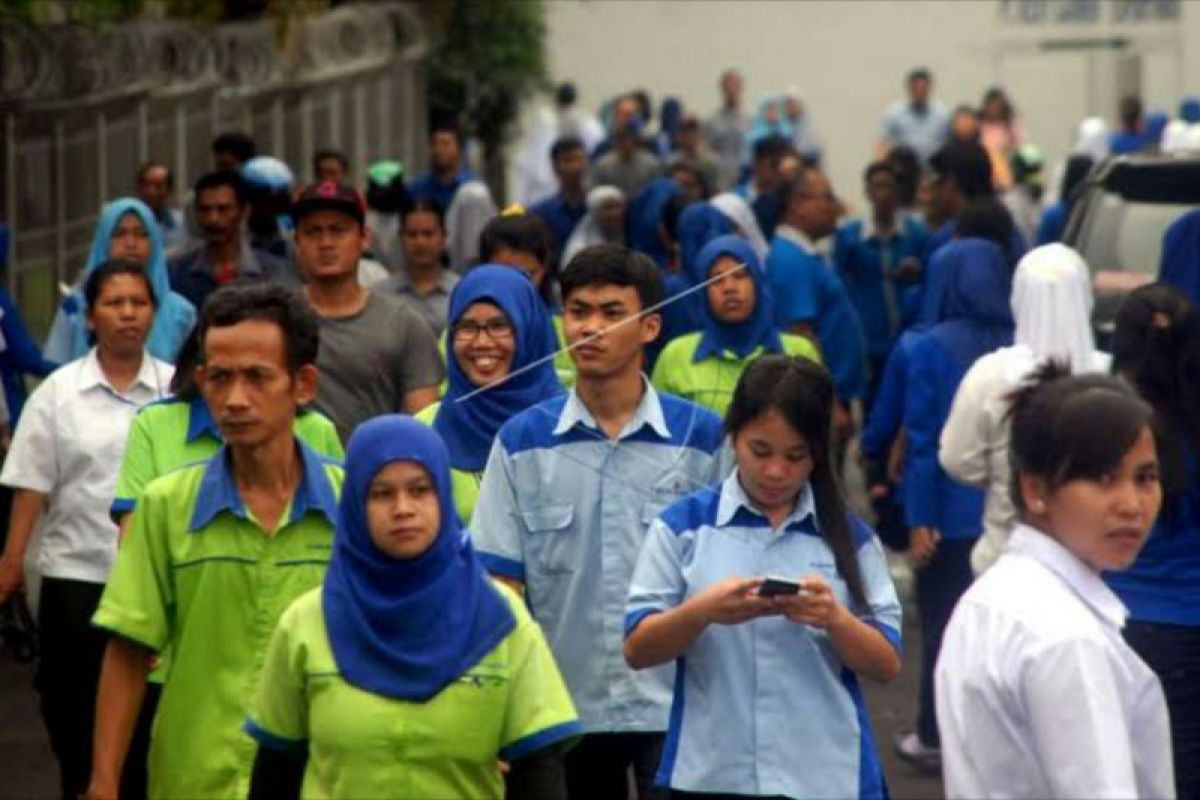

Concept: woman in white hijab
[[561, 185, 626, 268], [446, 180, 498, 271], [939, 244, 1111, 574], [710, 192, 770, 263]]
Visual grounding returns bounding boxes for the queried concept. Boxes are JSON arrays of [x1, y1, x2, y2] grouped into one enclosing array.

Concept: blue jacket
[[861, 329, 922, 462], [530, 191, 586, 272], [1159, 209, 1200, 308], [903, 239, 1013, 538], [1036, 201, 1070, 246], [44, 198, 196, 365]]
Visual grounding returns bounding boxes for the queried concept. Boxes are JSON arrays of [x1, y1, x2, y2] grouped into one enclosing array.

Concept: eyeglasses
[[452, 318, 514, 342]]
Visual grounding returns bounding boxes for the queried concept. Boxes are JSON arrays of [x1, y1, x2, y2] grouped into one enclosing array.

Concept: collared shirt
[[375, 269, 460, 335], [768, 226, 867, 400], [246, 583, 582, 800], [93, 442, 343, 800], [650, 332, 821, 418], [530, 192, 587, 270], [706, 106, 751, 191], [0, 349, 172, 583], [167, 239, 292, 313], [625, 472, 901, 799], [936, 524, 1174, 799], [112, 396, 344, 520], [880, 100, 951, 163], [471, 382, 729, 733], [409, 168, 477, 210]]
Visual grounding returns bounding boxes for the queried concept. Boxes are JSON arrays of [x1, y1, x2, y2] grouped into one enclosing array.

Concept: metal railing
[[1, 2, 432, 334]]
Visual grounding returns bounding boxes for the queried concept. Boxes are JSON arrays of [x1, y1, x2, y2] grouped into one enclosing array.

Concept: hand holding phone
[[757, 576, 803, 597]]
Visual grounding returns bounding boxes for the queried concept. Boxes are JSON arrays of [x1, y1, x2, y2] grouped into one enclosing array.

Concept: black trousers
[[564, 732, 668, 800], [1125, 620, 1200, 800], [35, 577, 107, 800], [913, 537, 975, 748]]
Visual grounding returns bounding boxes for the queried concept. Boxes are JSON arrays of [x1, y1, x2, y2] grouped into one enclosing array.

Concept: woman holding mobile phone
[[624, 355, 902, 800], [935, 363, 1173, 799]]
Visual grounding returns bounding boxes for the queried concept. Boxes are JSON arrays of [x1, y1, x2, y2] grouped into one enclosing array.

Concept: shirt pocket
[[521, 504, 578, 575]]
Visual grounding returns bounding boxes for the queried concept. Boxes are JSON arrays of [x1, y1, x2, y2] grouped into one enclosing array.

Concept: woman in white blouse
[[935, 363, 1174, 800], [0, 259, 173, 799]]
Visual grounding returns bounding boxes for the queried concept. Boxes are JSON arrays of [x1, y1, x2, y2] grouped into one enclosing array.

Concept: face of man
[[908, 76, 931, 108], [790, 172, 839, 240], [562, 283, 660, 380], [721, 71, 743, 108], [866, 170, 899, 218], [613, 96, 641, 129], [553, 146, 588, 190], [196, 185, 246, 247], [401, 210, 446, 272], [137, 166, 171, 214], [315, 157, 347, 185], [293, 208, 366, 282], [429, 132, 461, 175], [213, 150, 242, 172]]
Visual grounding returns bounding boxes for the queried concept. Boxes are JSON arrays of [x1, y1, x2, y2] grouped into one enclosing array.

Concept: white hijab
[[446, 180, 498, 271], [561, 185, 625, 269], [1073, 117, 1109, 160], [710, 192, 770, 263], [1010, 244, 1106, 375]]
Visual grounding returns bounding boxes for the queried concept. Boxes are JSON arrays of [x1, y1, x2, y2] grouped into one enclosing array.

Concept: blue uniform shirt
[[767, 226, 867, 400], [626, 473, 900, 799], [409, 168, 477, 210], [471, 382, 729, 733], [530, 192, 587, 270]]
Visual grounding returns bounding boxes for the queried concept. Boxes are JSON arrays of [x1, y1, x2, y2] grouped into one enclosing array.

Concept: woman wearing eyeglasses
[[416, 265, 564, 522]]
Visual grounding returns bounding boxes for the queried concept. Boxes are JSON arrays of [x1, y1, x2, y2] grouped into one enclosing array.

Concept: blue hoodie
[[44, 198, 196, 364], [0, 226, 57, 421], [1159, 209, 1200, 308], [903, 238, 1014, 538]]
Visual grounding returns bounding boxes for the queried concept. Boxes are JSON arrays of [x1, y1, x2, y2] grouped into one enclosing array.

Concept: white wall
[[529, 0, 1197, 208]]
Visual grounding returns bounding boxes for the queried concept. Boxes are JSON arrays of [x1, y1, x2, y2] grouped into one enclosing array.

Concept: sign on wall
[[998, 0, 1180, 25]]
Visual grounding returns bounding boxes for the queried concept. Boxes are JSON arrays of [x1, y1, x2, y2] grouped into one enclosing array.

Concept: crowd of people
[[0, 61, 1196, 800]]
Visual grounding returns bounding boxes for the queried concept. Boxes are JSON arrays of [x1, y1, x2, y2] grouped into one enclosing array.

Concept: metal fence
[[0, 2, 432, 335]]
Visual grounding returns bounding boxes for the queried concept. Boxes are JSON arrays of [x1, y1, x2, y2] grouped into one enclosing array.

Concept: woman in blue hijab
[[895, 237, 1014, 769], [246, 415, 580, 800], [417, 265, 563, 522], [651, 235, 820, 415], [44, 198, 196, 364]]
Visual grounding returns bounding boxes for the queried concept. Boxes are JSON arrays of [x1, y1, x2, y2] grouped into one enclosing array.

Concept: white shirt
[[0, 349, 172, 583], [935, 524, 1174, 800]]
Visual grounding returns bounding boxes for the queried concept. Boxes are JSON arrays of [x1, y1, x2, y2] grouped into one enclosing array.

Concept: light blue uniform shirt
[[471, 382, 728, 733], [625, 472, 901, 799]]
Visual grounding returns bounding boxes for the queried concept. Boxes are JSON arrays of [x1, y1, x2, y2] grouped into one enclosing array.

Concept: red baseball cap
[[290, 181, 366, 226]]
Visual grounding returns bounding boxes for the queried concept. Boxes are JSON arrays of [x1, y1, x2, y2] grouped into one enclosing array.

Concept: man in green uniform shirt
[[87, 284, 343, 800]]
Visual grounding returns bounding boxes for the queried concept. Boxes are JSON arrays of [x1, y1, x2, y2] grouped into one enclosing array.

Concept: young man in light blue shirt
[[471, 244, 727, 800], [878, 68, 950, 164]]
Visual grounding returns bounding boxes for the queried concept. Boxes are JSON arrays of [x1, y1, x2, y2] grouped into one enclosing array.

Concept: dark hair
[[952, 104, 980, 121], [1120, 95, 1144, 129], [863, 160, 897, 184], [550, 136, 586, 164], [137, 161, 173, 188], [84, 258, 157, 311], [631, 89, 652, 123], [478, 213, 556, 301], [956, 197, 1015, 261], [981, 87, 1015, 123], [211, 132, 256, 164], [1008, 361, 1154, 514], [1111, 283, 1200, 500], [930, 142, 993, 199], [725, 355, 867, 606], [429, 118, 462, 144], [313, 149, 349, 174], [560, 244, 664, 313], [197, 284, 320, 373], [400, 197, 446, 231], [169, 328, 202, 399], [194, 170, 248, 207], [885, 145, 920, 206], [666, 162, 711, 199], [907, 67, 932, 84], [555, 82, 577, 107], [1062, 154, 1094, 203], [752, 134, 791, 164]]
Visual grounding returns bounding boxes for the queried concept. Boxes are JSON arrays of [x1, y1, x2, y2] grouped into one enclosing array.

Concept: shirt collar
[[861, 216, 900, 242], [186, 396, 222, 443], [389, 270, 457, 297], [1007, 523, 1129, 629], [77, 348, 164, 396], [553, 376, 671, 440], [715, 470, 818, 532], [188, 440, 340, 533], [775, 224, 819, 255]]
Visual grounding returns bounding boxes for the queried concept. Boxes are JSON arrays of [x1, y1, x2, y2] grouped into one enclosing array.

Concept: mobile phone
[[757, 577, 802, 597]]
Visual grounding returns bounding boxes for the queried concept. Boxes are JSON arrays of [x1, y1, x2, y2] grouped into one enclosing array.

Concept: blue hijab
[[323, 415, 516, 701], [47, 198, 196, 363], [678, 202, 735, 278], [1160, 209, 1200, 308], [690, 235, 782, 361], [626, 177, 683, 266], [433, 266, 563, 472], [928, 238, 1014, 369]]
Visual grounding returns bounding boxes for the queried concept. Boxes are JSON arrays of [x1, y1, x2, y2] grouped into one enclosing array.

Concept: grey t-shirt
[[313, 292, 444, 442]]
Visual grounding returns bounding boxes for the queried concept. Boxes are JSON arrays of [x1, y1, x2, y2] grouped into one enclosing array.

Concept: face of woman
[[451, 301, 516, 388], [597, 200, 626, 239], [733, 407, 814, 520], [706, 255, 756, 324], [1025, 426, 1162, 572], [87, 273, 154, 357], [366, 461, 442, 560], [109, 212, 152, 266]]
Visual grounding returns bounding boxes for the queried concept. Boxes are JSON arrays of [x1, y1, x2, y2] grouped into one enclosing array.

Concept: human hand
[[0, 554, 24, 605], [906, 526, 941, 569], [771, 575, 850, 629], [695, 578, 778, 625]]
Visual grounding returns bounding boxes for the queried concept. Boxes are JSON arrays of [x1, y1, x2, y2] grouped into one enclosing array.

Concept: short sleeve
[[470, 437, 528, 581], [851, 532, 903, 654], [112, 411, 157, 519], [625, 518, 688, 637], [498, 607, 582, 762], [0, 377, 58, 493], [245, 600, 310, 752], [394, 306, 446, 397], [296, 410, 346, 460], [768, 251, 818, 328], [649, 340, 688, 401], [91, 485, 175, 651]]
